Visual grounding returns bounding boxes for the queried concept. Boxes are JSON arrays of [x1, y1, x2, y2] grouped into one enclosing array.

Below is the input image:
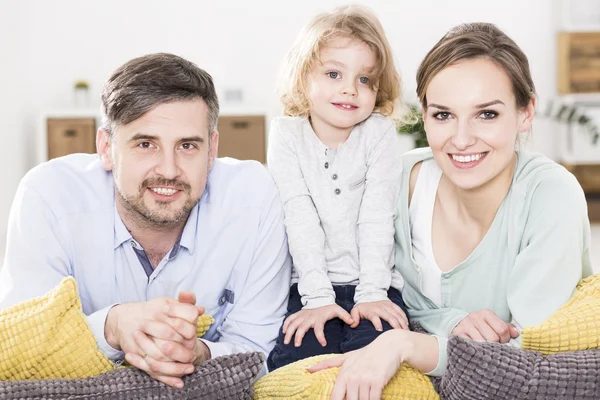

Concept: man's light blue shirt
[[0, 153, 292, 367]]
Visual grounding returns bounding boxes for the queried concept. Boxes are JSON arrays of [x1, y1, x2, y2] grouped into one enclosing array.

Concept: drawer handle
[[231, 121, 249, 129], [64, 129, 77, 137]]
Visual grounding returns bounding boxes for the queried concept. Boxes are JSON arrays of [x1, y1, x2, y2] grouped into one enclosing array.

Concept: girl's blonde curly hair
[[279, 5, 401, 117]]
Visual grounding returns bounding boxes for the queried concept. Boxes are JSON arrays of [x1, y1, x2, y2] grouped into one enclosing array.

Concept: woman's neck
[[443, 154, 517, 230]]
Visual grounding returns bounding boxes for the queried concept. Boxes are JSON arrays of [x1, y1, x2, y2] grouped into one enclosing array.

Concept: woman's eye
[[433, 112, 451, 121], [359, 76, 369, 84], [480, 110, 498, 120], [327, 71, 340, 79]]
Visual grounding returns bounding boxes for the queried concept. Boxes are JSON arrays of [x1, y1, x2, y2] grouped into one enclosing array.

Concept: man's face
[[98, 99, 218, 229]]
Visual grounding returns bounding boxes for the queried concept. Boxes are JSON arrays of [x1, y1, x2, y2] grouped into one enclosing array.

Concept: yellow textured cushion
[[253, 354, 439, 399], [0, 277, 214, 380], [521, 273, 600, 355]]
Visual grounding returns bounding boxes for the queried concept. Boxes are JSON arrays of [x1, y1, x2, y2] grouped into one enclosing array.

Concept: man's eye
[[181, 143, 196, 150], [139, 142, 153, 149], [327, 71, 340, 79]]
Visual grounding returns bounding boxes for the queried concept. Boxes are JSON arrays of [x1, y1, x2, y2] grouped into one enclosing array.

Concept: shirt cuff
[[353, 290, 389, 305], [424, 335, 447, 377], [86, 304, 124, 362], [302, 295, 336, 309]]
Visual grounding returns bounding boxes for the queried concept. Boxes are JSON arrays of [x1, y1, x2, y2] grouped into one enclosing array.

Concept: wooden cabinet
[[558, 32, 600, 94], [562, 163, 600, 222], [47, 117, 96, 160], [217, 115, 266, 163]]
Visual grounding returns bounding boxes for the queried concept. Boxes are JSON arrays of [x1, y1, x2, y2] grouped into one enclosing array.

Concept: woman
[[308, 22, 594, 400]]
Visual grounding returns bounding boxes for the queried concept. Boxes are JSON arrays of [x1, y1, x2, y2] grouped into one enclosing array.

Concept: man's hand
[[283, 304, 354, 347], [104, 291, 206, 387], [451, 309, 519, 343]]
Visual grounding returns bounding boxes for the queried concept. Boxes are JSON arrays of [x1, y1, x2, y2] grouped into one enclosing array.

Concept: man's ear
[[208, 130, 219, 170], [518, 97, 537, 134], [96, 128, 113, 171]]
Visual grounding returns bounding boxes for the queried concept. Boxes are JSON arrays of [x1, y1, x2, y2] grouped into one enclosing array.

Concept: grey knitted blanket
[[0, 352, 264, 400], [439, 335, 600, 399]]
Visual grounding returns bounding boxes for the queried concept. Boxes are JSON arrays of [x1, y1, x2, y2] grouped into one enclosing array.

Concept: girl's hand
[[307, 330, 405, 400], [350, 300, 409, 330], [451, 309, 519, 343], [283, 304, 354, 347]]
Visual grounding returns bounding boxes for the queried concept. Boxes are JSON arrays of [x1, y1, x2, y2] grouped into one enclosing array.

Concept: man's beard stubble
[[117, 177, 200, 231]]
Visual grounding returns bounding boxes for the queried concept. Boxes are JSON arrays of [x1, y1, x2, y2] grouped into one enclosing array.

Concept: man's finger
[[140, 320, 185, 343], [133, 330, 169, 362], [178, 291, 196, 305], [162, 302, 199, 325], [154, 338, 197, 364]]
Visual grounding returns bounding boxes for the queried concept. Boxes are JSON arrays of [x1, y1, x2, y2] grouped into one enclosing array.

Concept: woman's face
[[423, 58, 535, 191]]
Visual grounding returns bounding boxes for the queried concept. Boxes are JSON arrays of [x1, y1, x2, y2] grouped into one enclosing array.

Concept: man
[[0, 53, 291, 387]]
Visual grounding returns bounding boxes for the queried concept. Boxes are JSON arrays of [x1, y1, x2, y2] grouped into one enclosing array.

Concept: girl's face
[[306, 36, 378, 136], [423, 58, 535, 191]]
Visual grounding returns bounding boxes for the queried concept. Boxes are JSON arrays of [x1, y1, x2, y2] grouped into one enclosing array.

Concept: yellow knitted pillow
[[521, 273, 600, 355], [253, 354, 439, 399], [0, 277, 215, 380]]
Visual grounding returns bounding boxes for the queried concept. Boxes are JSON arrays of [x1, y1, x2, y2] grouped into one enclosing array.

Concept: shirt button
[[324, 162, 329, 169], [130, 240, 137, 248], [219, 296, 226, 305], [334, 188, 341, 195], [332, 174, 338, 180]]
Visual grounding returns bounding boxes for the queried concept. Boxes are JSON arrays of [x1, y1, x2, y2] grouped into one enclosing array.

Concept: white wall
[[1, 0, 561, 253]]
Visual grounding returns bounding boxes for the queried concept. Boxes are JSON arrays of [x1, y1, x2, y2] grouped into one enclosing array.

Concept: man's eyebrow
[[178, 136, 204, 143], [127, 134, 205, 143], [128, 133, 158, 143]]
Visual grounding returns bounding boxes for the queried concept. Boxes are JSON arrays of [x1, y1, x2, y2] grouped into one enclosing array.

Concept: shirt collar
[[113, 199, 201, 255]]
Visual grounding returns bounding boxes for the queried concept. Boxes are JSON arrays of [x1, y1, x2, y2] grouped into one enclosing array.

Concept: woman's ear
[[96, 128, 113, 171], [518, 97, 537, 134]]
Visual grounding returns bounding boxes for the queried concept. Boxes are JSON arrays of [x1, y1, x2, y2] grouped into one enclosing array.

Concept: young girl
[[309, 22, 594, 398], [266, 5, 408, 371]]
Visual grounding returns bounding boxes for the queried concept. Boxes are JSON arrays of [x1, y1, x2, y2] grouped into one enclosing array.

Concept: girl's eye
[[359, 76, 369, 84], [480, 110, 498, 120], [433, 112, 451, 121], [327, 71, 340, 79]]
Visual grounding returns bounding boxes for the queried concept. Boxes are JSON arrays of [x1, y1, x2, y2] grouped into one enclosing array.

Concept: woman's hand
[[451, 309, 519, 343], [350, 300, 409, 330], [283, 304, 354, 347], [307, 330, 438, 400]]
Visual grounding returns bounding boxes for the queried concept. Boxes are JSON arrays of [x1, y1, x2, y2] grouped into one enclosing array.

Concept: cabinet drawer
[[47, 118, 96, 160], [217, 115, 266, 163]]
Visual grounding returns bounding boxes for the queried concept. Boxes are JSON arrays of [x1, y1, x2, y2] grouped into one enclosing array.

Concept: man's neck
[[117, 203, 187, 260]]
